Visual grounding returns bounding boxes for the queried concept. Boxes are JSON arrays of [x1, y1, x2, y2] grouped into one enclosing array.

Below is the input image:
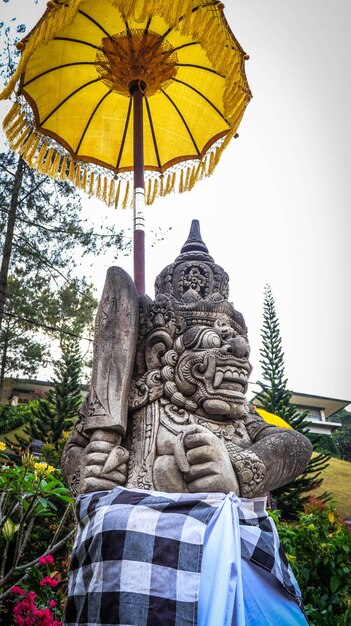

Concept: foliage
[[314, 433, 341, 458], [27, 337, 83, 449], [333, 428, 351, 463], [0, 6, 130, 390], [256, 284, 330, 518], [0, 452, 74, 602], [0, 147, 125, 396], [0, 401, 39, 435], [5, 337, 84, 458], [330, 409, 351, 427], [275, 497, 351, 626]]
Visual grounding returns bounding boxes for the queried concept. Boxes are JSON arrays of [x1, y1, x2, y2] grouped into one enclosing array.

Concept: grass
[[0, 424, 29, 446], [311, 455, 351, 520]]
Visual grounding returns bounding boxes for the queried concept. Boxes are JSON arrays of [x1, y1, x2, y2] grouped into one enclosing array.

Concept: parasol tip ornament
[[181, 219, 209, 254], [129, 80, 147, 95]]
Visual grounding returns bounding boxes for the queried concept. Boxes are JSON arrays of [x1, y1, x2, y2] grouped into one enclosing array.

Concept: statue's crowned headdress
[[138, 220, 247, 342]]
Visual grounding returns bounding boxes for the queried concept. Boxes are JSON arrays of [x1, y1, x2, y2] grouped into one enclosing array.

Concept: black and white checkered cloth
[[64, 488, 299, 626], [237, 498, 298, 598]]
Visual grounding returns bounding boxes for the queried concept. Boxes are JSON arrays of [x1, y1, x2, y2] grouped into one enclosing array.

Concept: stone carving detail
[[230, 450, 266, 499], [62, 220, 312, 498]]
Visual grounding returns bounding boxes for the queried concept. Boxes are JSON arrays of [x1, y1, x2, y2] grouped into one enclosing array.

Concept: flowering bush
[[274, 497, 351, 625], [0, 453, 74, 608], [11, 554, 63, 625]]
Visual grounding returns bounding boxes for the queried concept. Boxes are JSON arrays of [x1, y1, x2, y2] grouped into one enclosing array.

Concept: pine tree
[[256, 284, 330, 518], [27, 337, 83, 449]]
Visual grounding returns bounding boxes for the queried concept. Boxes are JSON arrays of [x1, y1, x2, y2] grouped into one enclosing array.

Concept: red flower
[[11, 586, 26, 596], [39, 576, 59, 588], [39, 554, 55, 565]]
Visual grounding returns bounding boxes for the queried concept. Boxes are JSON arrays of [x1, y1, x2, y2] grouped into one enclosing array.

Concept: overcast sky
[[1, 0, 351, 405]]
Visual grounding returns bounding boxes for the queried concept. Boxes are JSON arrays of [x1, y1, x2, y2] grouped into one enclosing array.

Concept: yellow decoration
[[255, 408, 292, 430], [0, 0, 251, 208]]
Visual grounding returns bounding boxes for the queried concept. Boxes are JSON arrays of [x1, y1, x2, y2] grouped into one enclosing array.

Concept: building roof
[[290, 392, 350, 418]]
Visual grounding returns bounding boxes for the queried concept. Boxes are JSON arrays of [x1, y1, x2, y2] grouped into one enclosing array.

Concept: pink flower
[[11, 586, 26, 596], [28, 591, 38, 600], [39, 554, 55, 565], [39, 576, 59, 587], [49, 600, 57, 607]]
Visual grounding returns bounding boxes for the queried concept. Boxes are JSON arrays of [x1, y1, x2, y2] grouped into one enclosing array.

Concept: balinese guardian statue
[[62, 221, 312, 626]]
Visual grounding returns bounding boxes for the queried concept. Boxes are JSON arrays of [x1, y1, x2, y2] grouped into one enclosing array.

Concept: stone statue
[[62, 221, 312, 498]]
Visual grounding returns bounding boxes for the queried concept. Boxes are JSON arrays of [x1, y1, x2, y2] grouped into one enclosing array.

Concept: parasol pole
[[130, 80, 146, 295]]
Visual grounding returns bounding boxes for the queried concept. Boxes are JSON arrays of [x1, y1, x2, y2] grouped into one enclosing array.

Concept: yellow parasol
[[255, 408, 292, 429], [1, 0, 251, 292]]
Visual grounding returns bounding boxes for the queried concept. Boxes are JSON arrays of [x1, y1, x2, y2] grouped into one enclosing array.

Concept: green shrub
[[0, 401, 39, 435], [274, 497, 351, 625]]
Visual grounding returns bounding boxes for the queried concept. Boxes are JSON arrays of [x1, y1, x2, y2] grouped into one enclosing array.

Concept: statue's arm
[[229, 410, 313, 498]]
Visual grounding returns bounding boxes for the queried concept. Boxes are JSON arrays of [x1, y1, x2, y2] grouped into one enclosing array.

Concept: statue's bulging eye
[[199, 330, 221, 349]]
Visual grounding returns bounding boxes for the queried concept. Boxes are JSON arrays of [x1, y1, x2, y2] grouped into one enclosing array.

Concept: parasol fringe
[[114, 180, 121, 209], [88, 171, 95, 196], [5, 119, 25, 143], [59, 155, 68, 180], [96, 173, 102, 199], [68, 160, 76, 184], [208, 150, 216, 176], [35, 143, 49, 171], [108, 178, 116, 206], [179, 168, 184, 194], [170, 171, 176, 194], [145, 177, 152, 204], [3, 102, 21, 128], [163, 174, 169, 195], [6, 116, 27, 143], [188, 164, 198, 191], [148, 177, 158, 205], [81, 167, 88, 192], [10, 128, 31, 152], [159, 175, 165, 197], [184, 166, 192, 192], [25, 135, 41, 166], [17, 132, 36, 158], [165, 172, 173, 195], [74, 164, 81, 187], [102, 176, 109, 204], [49, 150, 62, 178], [42, 147, 54, 175], [193, 160, 204, 185], [153, 177, 159, 203], [122, 180, 130, 209]]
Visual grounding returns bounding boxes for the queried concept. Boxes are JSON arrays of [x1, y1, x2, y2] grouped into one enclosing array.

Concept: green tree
[[26, 337, 83, 450], [0, 11, 130, 393], [256, 284, 330, 517], [331, 411, 351, 461], [0, 271, 97, 402]]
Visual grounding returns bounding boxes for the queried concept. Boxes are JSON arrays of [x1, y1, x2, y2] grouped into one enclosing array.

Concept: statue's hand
[[80, 429, 129, 493], [176, 427, 240, 494]]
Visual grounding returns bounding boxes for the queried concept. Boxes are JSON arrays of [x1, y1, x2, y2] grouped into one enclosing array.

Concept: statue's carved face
[[162, 315, 252, 420]]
